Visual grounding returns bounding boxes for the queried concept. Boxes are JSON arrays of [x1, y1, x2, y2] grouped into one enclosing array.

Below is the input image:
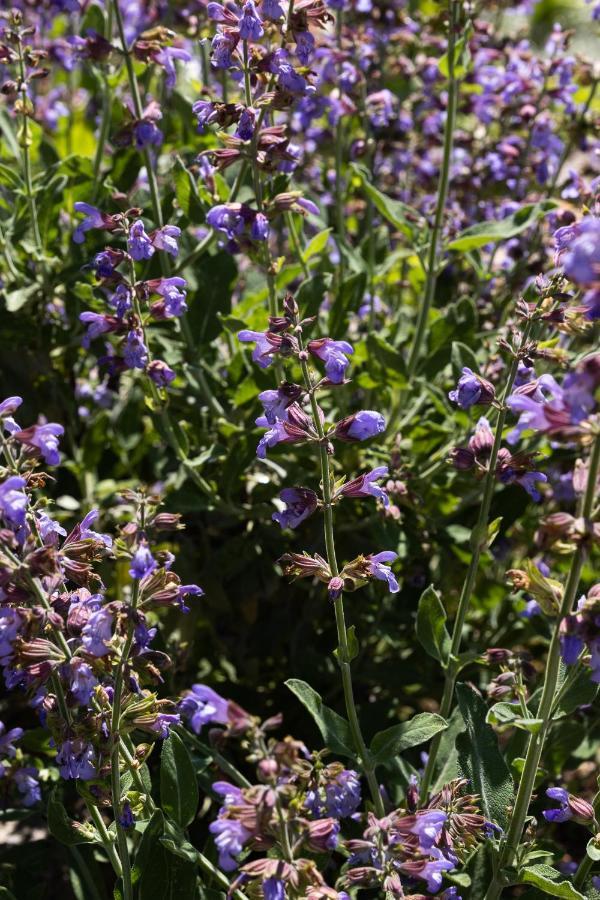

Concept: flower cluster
[[73, 204, 186, 388]]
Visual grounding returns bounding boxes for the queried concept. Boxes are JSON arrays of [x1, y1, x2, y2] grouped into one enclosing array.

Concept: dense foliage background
[[0, 0, 600, 897]]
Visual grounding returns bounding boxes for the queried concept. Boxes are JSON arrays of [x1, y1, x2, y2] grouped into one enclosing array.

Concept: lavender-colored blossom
[[69, 660, 98, 705], [81, 608, 113, 657], [238, 330, 274, 368], [411, 810, 447, 851], [339, 467, 389, 507], [14, 768, 41, 806], [414, 849, 455, 893], [129, 544, 158, 580], [0, 477, 28, 529], [0, 722, 24, 757], [449, 368, 495, 410], [238, 1, 264, 40], [543, 787, 571, 823], [236, 107, 255, 140], [37, 511, 67, 545], [27, 423, 64, 466], [334, 410, 386, 441], [128, 221, 155, 261], [123, 331, 149, 369], [0, 610, 23, 662], [73, 203, 104, 243], [0, 397, 22, 418], [134, 119, 163, 149], [149, 713, 181, 738], [79, 509, 113, 548], [151, 277, 188, 317], [79, 312, 116, 347], [152, 225, 181, 257], [207, 204, 246, 239], [154, 46, 191, 90], [308, 338, 354, 384], [118, 801, 136, 829], [273, 487, 318, 529], [179, 684, 229, 733], [324, 769, 361, 818], [148, 360, 176, 387], [561, 216, 600, 285], [263, 879, 286, 900], [367, 551, 399, 593], [250, 212, 270, 241], [56, 740, 96, 780]]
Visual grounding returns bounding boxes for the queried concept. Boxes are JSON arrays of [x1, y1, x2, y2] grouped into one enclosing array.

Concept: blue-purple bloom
[[152, 225, 181, 257], [56, 740, 96, 780], [334, 410, 386, 441], [129, 544, 157, 580], [543, 787, 571, 823], [81, 607, 113, 657], [128, 220, 155, 261], [367, 551, 399, 593], [0, 477, 28, 529], [179, 684, 229, 733], [449, 368, 495, 410], [308, 338, 354, 384], [123, 331, 149, 369], [272, 487, 318, 529], [339, 467, 389, 507]]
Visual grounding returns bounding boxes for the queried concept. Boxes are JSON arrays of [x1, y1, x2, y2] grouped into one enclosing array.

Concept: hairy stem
[[298, 346, 384, 816], [406, 0, 459, 379], [484, 430, 600, 900], [16, 34, 42, 251], [419, 319, 533, 802]]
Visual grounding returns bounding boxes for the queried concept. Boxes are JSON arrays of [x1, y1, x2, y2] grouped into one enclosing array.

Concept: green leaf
[[346, 625, 359, 661], [431, 705, 465, 792], [519, 864, 585, 899], [587, 837, 600, 862], [302, 227, 332, 262], [448, 201, 558, 252], [133, 810, 165, 885], [160, 732, 199, 828], [554, 668, 599, 718], [455, 683, 514, 828], [350, 163, 422, 238], [296, 273, 332, 318], [486, 701, 521, 728], [47, 789, 96, 846], [328, 270, 367, 338], [160, 820, 200, 864], [370, 713, 447, 768], [285, 679, 355, 757], [416, 585, 450, 665]]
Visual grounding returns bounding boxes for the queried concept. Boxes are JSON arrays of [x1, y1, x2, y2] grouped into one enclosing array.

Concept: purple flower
[[334, 410, 386, 441], [273, 487, 318, 529], [339, 467, 389, 507], [324, 769, 361, 818], [261, 0, 284, 16], [238, 330, 275, 368], [0, 477, 28, 529], [250, 212, 269, 241], [0, 397, 22, 418], [79, 509, 113, 548], [258, 387, 301, 424], [27, 423, 64, 466], [449, 368, 495, 410], [413, 849, 455, 893], [209, 784, 251, 871], [148, 360, 176, 387], [129, 544, 157, 580], [149, 713, 181, 738], [367, 551, 399, 593], [79, 312, 117, 347], [56, 740, 96, 780], [411, 810, 447, 851], [236, 107, 255, 140], [151, 277, 188, 317], [308, 338, 354, 384], [207, 204, 246, 240], [123, 331, 149, 369], [14, 768, 41, 806], [128, 221, 155, 261], [560, 632, 584, 666], [0, 722, 24, 757], [543, 787, 571, 823], [152, 225, 181, 257], [81, 607, 113, 657], [134, 119, 163, 149], [73, 203, 105, 243], [562, 216, 600, 285], [0, 609, 23, 662], [66, 659, 97, 705], [179, 684, 229, 733], [154, 46, 191, 90], [118, 801, 136, 829], [211, 33, 237, 69], [238, 1, 264, 40], [263, 879, 285, 900]]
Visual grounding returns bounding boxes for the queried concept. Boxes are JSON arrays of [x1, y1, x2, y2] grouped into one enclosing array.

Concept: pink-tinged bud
[[258, 758, 278, 781], [306, 817, 340, 852], [328, 576, 344, 600], [485, 648, 512, 664], [568, 795, 595, 823], [151, 513, 183, 531], [451, 447, 476, 470]]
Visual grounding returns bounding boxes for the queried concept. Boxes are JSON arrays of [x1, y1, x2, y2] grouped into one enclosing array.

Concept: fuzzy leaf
[[370, 713, 447, 767], [448, 201, 558, 252], [456, 683, 514, 828], [160, 731, 199, 828], [519, 864, 585, 898], [416, 585, 451, 665], [285, 679, 355, 758]]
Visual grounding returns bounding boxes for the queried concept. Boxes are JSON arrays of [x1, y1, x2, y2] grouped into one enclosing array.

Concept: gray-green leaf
[[285, 679, 354, 758], [160, 731, 199, 828], [519, 864, 585, 899], [370, 713, 447, 768], [416, 585, 451, 665]]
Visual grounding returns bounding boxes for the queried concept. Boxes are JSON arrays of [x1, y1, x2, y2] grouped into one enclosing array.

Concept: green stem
[[298, 348, 384, 816], [197, 852, 250, 899], [17, 35, 42, 251], [111, 0, 163, 231], [286, 212, 309, 279], [419, 320, 533, 803], [484, 430, 600, 900], [88, 805, 123, 877], [92, 74, 112, 200], [406, 0, 459, 379]]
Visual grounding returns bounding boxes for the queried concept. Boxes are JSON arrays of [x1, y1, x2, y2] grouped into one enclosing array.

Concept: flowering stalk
[[15, 20, 42, 252], [111, 0, 164, 234], [484, 428, 600, 900], [419, 315, 535, 803], [406, 0, 459, 379], [296, 332, 385, 817]]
